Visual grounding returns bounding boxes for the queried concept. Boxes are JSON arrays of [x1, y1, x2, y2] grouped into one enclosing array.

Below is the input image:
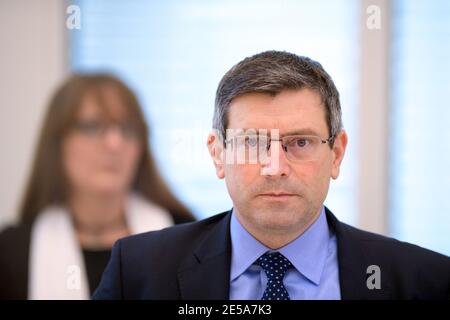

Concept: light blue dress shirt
[[229, 206, 341, 300]]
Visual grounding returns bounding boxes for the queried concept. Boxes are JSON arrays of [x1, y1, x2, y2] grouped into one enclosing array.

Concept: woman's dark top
[[82, 249, 111, 294], [0, 213, 195, 299]]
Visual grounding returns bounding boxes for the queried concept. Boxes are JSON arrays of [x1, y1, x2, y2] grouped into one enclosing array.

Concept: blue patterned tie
[[255, 251, 293, 300]]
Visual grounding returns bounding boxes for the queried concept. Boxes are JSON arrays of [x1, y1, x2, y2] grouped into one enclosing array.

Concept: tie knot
[[255, 252, 293, 280]]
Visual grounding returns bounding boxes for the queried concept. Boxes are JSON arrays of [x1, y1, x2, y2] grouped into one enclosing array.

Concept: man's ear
[[207, 130, 225, 179], [331, 130, 348, 180]]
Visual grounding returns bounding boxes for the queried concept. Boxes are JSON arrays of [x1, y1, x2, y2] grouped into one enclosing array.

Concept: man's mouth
[[257, 192, 297, 199]]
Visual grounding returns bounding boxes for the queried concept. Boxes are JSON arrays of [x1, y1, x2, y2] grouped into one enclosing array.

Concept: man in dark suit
[[93, 51, 450, 300]]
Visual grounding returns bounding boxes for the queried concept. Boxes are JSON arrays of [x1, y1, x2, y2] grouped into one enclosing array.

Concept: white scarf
[[28, 192, 174, 300]]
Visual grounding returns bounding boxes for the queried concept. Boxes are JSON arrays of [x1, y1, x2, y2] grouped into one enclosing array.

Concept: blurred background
[[0, 0, 449, 255]]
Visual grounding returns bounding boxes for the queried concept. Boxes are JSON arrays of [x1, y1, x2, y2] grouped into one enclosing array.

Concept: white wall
[[357, 0, 391, 234], [0, 0, 68, 227]]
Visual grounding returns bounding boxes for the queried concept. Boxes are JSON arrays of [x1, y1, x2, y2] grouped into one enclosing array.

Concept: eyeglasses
[[224, 134, 334, 162], [73, 120, 140, 140]]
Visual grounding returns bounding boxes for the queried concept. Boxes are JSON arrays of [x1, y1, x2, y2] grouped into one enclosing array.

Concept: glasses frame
[[72, 119, 140, 141], [224, 134, 335, 162]]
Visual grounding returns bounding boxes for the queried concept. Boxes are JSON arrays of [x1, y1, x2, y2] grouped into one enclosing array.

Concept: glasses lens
[[226, 134, 328, 163], [74, 120, 139, 140], [284, 136, 321, 161], [75, 120, 104, 136]]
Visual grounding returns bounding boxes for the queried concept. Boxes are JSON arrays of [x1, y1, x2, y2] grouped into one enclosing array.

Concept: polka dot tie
[[255, 251, 293, 300]]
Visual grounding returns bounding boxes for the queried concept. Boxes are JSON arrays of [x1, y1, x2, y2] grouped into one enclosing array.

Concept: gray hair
[[213, 50, 343, 146]]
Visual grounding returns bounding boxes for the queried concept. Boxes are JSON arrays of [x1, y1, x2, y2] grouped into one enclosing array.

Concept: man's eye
[[245, 136, 259, 147], [295, 138, 310, 148]]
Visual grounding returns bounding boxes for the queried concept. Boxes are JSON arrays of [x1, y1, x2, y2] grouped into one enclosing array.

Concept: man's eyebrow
[[229, 128, 324, 136], [280, 129, 321, 136]]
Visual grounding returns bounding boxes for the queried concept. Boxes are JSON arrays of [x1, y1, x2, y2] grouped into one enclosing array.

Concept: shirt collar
[[230, 206, 331, 285]]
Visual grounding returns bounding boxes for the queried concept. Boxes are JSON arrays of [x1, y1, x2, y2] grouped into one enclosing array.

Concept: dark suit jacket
[[92, 208, 450, 300]]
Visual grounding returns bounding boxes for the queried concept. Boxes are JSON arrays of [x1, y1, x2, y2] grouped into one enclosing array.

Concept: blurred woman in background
[[0, 74, 195, 299]]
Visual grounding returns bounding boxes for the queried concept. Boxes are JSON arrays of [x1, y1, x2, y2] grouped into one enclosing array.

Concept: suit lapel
[[325, 208, 391, 299], [177, 212, 232, 300]]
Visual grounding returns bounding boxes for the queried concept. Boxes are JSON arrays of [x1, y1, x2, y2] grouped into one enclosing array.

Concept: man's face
[[208, 88, 347, 237]]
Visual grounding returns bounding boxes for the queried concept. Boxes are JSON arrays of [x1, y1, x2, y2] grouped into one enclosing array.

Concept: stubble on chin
[[237, 196, 319, 237]]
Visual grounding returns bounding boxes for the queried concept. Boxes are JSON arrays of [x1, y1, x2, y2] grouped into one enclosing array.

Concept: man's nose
[[260, 141, 291, 177]]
